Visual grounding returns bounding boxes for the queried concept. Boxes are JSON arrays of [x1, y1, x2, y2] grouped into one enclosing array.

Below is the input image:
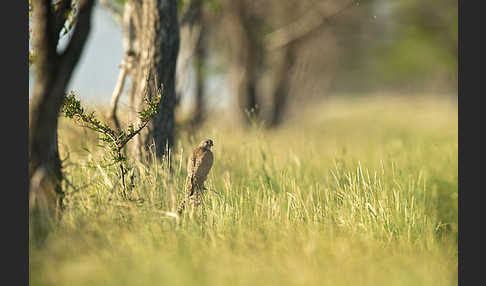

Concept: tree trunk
[[225, 0, 265, 126], [192, 27, 207, 126], [268, 43, 296, 128], [128, 0, 180, 161], [29, 0, 95, 238], [107, 0, 138, 130], [191, 0, 207, 126]]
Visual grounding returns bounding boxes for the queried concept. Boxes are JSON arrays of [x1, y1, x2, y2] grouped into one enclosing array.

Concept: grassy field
[[29, 94, 458, 286]]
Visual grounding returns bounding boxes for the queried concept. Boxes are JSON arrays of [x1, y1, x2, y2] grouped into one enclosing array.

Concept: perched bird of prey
[[177, 139, 214, 214]]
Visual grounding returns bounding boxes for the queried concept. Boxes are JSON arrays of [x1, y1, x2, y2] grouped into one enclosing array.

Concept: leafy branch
[[29, 0, 80, 67], [61, 82, 162, 199]]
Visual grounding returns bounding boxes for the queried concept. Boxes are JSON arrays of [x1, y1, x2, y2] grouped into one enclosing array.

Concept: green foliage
[[204, 0, 223, 15], [59, 5, 79, 38], [61, 91, 160, 155], [61, 90, 161, 197], [29, 50, 36, 67], [380, 28, 453, 78], [28, 0, 34, 67], [331, 0, 457, 92], [28, 0, 33, 17], [375, 0, 457, 86]]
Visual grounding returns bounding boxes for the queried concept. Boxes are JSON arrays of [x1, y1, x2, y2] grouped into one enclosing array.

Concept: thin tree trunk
[[192, 29, 206, 125], [107, 0, 138, 129], [128, 0, 180, 160], [30, 0, 95, 238], [191, 0, 206, 126], [268, 44, 296, 127], [225, 0, 264, 125], [108, 64, 128, 130]]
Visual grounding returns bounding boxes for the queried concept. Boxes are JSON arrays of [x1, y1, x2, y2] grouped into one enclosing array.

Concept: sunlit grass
[[30, 94, 457, 286]]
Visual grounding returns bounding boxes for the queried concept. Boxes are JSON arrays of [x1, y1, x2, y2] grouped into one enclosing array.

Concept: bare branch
[[107, 0, 138, 128], [62, 82, 161, 199], [108, 63, 129, 129], [265, 0, 359, 51]]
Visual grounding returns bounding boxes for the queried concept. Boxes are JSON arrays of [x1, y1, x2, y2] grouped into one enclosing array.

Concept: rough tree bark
[[29, 0, 94, 235], [127, 0, 180, 160], [104, 0, 202, 129]]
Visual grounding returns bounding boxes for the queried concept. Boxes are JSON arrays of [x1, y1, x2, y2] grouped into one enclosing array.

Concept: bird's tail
[[178, 176, 194, 215]]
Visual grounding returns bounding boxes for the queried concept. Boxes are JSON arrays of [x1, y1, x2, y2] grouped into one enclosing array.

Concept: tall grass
[[30, 95, 457, 286]]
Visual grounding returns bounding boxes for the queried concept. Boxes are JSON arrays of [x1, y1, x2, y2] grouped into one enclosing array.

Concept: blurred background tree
[[172, 0, 457, 127], [329, 0, 457, 94], [29, 0, 457, 155], [93, 0, 456, 130]]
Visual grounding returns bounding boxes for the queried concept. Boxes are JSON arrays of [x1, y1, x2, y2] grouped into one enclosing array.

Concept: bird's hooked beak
[[201, 139, 214, 150]]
